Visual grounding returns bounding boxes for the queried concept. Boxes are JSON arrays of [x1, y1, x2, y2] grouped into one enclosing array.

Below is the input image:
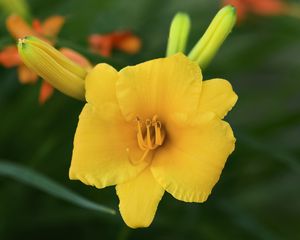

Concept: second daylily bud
[[188, 5, 236, 69], [166, 12, 191, 56], [18, 36, 86, 100]]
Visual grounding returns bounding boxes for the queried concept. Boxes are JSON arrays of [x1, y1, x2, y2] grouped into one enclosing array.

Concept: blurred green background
[[0, 0, 300, 239]]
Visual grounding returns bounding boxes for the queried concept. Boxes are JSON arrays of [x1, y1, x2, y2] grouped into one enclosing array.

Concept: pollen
[[18, 38, 27, 45]]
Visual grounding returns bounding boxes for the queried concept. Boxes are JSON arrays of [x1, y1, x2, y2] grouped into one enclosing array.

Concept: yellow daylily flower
[[69, 53, 238, 228]]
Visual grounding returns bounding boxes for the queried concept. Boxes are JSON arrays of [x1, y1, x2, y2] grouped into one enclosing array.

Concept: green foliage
[[0, 160, 115, 215], [0, 0, 299, 239]]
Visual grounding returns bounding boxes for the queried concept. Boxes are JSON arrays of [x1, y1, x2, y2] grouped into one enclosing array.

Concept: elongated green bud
[[188, 5, 236, 69], [166, 12, 191, 56], [18, 36, 86, 100]]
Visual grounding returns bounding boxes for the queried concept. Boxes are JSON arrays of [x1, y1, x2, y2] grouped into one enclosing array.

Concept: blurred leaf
[[0, 160, 116, 215], [217, 200, 280, 240], [237, 132, 300, 174]]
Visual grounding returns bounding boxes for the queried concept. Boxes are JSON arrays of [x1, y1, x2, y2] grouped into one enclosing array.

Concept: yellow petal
[[70, 65, 150, 188], [70, 103, 149, 188], [116, 168, 164, 228], [85, 63, 118, 107], [42, 16, 65, 37], [151, 114, 235, 202], [198, 79, 238, 119], [116, 53, 202, 121], [6, 15, 36, 39]]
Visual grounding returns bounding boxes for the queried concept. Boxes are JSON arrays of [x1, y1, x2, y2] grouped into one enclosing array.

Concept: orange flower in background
[[89, 31, 141, 57], [0, 15, 91, 103], [223, 0, 288, 21], [39, 81, 54, 104], [0, 15, 64, 84]]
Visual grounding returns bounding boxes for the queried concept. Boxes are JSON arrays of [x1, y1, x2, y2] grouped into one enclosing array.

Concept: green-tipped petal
[[18, 36, 86, 100], [188, 5, 236, 69], [166, 12, 191, 56]]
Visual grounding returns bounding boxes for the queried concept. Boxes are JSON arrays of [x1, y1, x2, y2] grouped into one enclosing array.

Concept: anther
[[154, 121, 164, 145]]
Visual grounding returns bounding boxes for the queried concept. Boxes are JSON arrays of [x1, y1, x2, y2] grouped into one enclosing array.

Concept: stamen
[[136, 118, 147, 150], [145, 119, 153, 148], [135, 115, 165, 153], [154, 121, 164, 145]]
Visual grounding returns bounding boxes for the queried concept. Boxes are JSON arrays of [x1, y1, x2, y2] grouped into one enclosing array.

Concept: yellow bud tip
[[17, 36, 34, 50], [18, 37, 27, 47], [18, 38, 25, 44]]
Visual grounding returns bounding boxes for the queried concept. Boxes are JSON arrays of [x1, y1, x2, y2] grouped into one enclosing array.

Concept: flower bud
[[18, 36, 86, 100], [188, 5, 236, 69], [166, 12, 191, 56]]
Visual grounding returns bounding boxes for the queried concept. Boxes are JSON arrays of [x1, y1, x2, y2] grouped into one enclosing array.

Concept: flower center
[[127, 115, 165, 165], [136, 115, 165, 151]]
